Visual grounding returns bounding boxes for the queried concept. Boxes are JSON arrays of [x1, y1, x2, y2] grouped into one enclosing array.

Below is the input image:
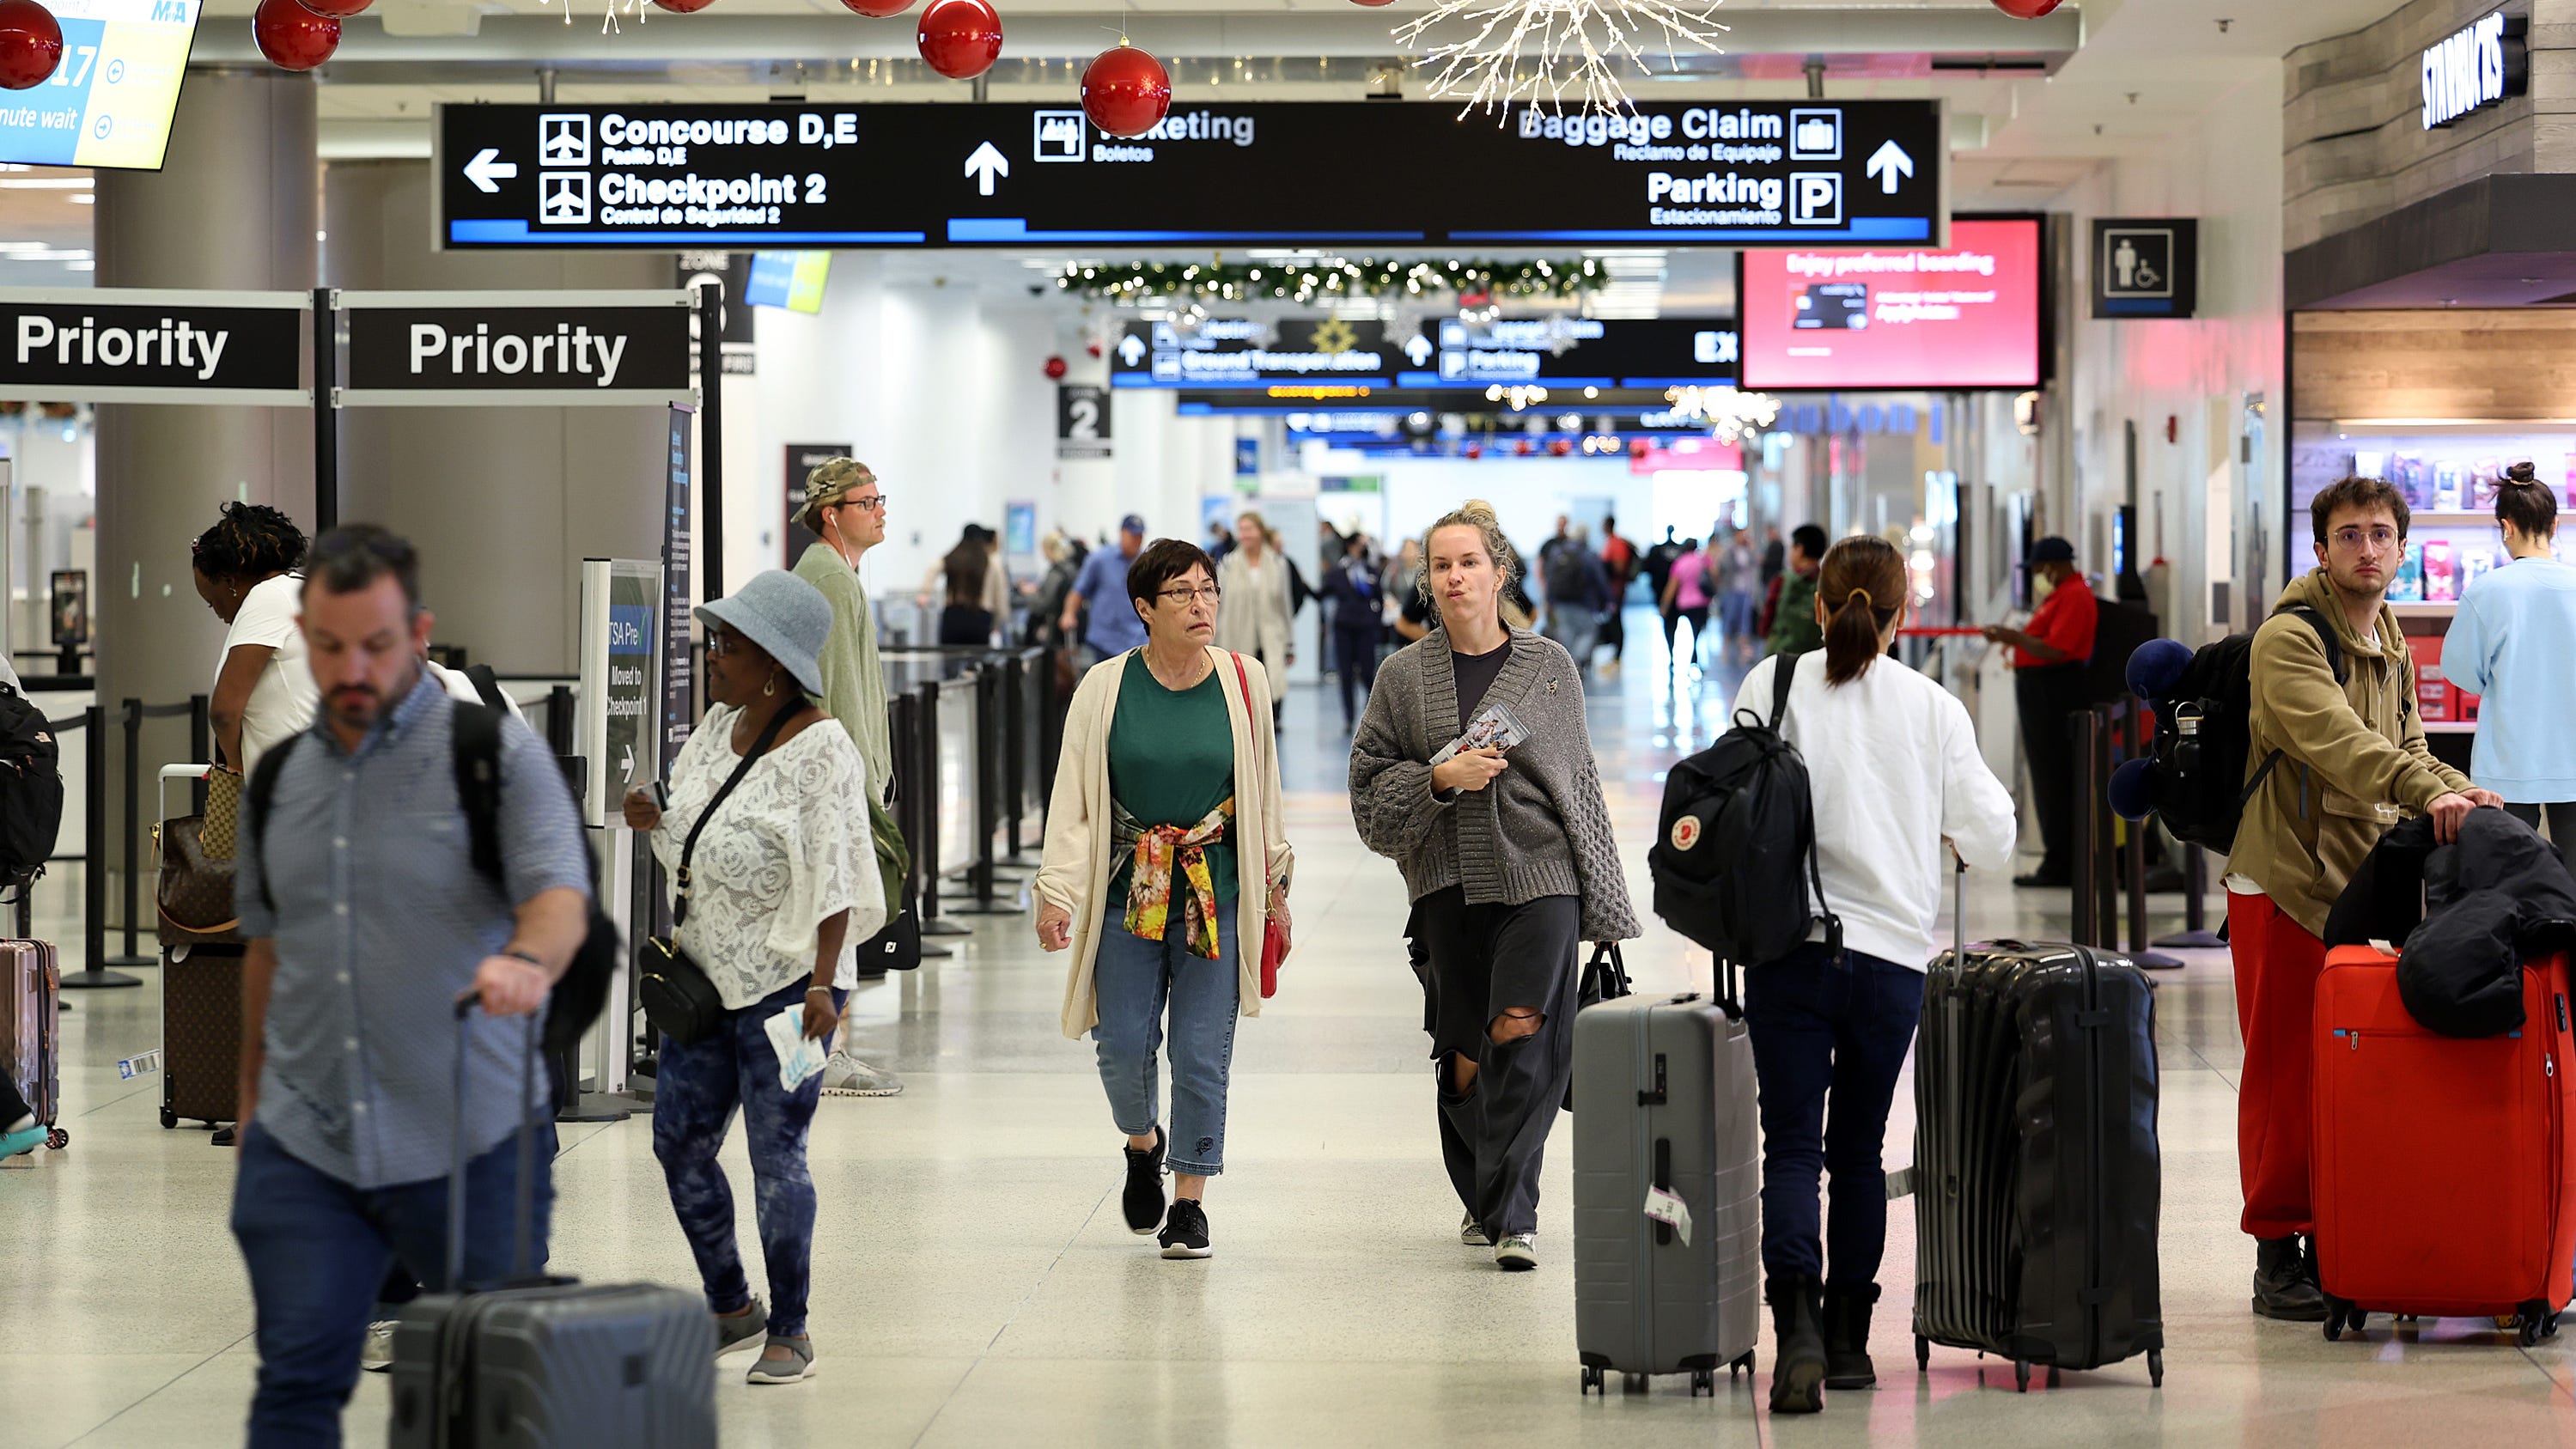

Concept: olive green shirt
[[1106, 653, 1239, 904], [1765, 568, 1823, 658], [794, 541, 892, 808]]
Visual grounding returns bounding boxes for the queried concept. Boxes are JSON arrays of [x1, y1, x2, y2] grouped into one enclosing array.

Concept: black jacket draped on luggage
[[2322, 808, 2576, 1038]]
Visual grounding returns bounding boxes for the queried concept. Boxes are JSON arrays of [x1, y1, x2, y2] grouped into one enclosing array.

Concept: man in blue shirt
[[1060, 513, 1149, 666], [228, 526, 594, 1447]]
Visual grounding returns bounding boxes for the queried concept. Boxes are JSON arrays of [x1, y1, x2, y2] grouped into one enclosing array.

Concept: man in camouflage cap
[[791, 457, 905, 1098]]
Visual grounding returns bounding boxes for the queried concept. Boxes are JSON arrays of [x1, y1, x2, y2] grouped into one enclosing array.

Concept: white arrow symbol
[[621, 745, 636, 781], [1865, 140, 1914, 195], [965, 141, 1009, 197], [463, 147, 519, 194], [1404, 334, 1434, 367], [1117, 333, 1146, 367]]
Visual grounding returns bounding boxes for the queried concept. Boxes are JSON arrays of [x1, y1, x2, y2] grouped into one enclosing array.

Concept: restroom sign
[[2091, 219, 2199, 320]]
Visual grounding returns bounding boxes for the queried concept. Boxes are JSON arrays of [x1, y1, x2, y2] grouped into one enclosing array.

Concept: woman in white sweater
[[1727, 535, 2016, 1416], [1214, 511, 1296, 726]]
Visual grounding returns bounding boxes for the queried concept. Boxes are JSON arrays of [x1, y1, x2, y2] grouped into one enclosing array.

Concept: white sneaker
[[360, 1319, 398, 1373], [819, 1051, 904, 1097], [1494, 1233, 1538, 1271], [1459, 1211, 1491, 1248]]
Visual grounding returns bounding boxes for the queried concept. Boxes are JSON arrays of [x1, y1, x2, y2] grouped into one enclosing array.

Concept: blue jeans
[[1092, 905, 1240, 1176], [230, 1119, 554, 1449], [1744, 942, 1925, 1287], [653, 977, 826, 1336]]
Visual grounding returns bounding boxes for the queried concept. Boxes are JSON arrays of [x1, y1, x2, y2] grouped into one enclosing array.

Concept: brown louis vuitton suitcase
[[161, 942, 241, 1129]]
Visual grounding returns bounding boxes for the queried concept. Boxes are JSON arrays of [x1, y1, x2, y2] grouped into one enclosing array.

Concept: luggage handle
[[446, 993, 544, 1294]]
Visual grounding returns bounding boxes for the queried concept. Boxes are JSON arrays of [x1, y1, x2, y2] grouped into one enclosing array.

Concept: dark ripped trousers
[[1410, 887, 1581, 1242]]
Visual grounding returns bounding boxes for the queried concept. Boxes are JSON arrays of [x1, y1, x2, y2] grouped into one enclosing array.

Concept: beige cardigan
[[1038, 646, 1294, 1039]]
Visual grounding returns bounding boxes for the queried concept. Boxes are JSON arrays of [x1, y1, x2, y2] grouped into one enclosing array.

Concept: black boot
[[2251, 1234, 2326, 1321], [1766, 1275, 1827, 1414], [1821, 1282, 1880, 1390]]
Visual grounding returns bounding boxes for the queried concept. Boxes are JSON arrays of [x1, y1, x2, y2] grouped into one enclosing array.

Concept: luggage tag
[[117, 1049, 161, 1081], [1643, 1187, 1694, 1246], [1885, 1166, 1917, 1201]]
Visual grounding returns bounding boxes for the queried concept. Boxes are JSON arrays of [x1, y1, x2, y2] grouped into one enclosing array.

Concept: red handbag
[[1226, 651, 1289, 997]]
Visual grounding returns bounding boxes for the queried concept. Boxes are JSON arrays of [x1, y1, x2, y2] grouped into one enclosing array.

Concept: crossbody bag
[[639, 701, 810, 1045]]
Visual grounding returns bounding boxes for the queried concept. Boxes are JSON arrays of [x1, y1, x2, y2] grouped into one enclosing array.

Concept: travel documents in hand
[[765, 1005, 829, 1092], [1430, 702, 1529, 767]]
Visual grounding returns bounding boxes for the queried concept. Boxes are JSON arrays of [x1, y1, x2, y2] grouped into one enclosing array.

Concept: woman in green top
[[1033, 538, 1294, 1262]]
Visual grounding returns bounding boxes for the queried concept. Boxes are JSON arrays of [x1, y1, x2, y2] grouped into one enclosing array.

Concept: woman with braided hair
[[192, 502, 314, 775]]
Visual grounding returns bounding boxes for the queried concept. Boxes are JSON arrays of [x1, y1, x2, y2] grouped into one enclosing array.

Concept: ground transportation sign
[[436, 100, 1948, 250]]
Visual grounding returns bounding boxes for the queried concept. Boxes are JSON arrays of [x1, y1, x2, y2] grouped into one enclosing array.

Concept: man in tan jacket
[[2226, 474, 2499, 1319]]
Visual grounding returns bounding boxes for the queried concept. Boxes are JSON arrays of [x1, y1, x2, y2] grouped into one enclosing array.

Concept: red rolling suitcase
[[2311, 945, 2576, 1342]]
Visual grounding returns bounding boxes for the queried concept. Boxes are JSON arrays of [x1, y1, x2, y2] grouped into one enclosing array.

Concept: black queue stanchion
[[2112, 701, 2183, 969], [897, 685, 960, 956], [1000, 649, 1041, 868], [2153, 844, 2226, 949], [58, 704, 138, 989], [108, 697, 206, 970], [2071, 708, 2104, 949], [943, 665, 1026, 916]]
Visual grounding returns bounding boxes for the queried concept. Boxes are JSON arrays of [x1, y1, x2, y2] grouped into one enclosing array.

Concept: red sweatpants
[[2227, 890, 2328, 1239]]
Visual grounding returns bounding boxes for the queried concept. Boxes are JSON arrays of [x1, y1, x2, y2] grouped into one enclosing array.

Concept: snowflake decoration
[[1394, 0, 1728, 119]]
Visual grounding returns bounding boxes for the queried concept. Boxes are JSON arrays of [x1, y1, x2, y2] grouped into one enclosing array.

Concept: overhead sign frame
[[435, 100, 1949, 251]]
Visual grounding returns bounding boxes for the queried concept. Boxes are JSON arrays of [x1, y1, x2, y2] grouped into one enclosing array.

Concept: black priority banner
[[0, 290, 307, 404], [341, 292, 695, 404], [436, 100, 1949, 251]]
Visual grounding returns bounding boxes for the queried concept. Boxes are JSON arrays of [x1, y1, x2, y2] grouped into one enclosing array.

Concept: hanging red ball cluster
[[295, 0, 373, 18], [253, 0, 339, 70], [1082, 45, 1172, 139], [839, 0, 914, 15], [917, 0, 1002, 80], [649, 0, 719, 12], [0, 0, 62, 91], [1988, 0, 2062, 16]]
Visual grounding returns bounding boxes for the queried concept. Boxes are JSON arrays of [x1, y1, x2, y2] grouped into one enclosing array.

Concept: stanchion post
[[107, 697, 150, 967], [61, 705, 139, 989], [945, 666, 1025, 916], [917, 682, 970, 940], [2154, 843, 2226, 949], [1002, 653, 1027, 861], [892, 689, 952, 959], [2121, 704, 2182, 966], [2070, 708, 2098, 948]]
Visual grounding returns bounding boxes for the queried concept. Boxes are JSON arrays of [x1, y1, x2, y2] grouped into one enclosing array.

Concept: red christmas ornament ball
[[1043, 355, 1069, 381], [917, 0, 1002, 80], [840, 0, 913, 15], [1548, 437, 1573, 457], [1087, 341, 1103, 359], [650, 0, 717, 12], [0, 0, 61, 91], [1988, 0, 2061, 15], [253, 0, 338, 70], [295, 0, 372, 18], [1082, 46, 1172, 139]]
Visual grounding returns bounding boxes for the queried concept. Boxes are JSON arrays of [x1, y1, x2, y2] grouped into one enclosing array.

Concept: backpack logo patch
[[1670, 816, 1702, 851]]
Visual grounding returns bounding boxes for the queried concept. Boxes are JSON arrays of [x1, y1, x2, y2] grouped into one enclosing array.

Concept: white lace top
[[651, 704, 886, 1008]]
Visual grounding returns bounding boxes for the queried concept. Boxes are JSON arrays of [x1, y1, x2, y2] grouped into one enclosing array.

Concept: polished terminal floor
[[11, 615, 2574, 1447]]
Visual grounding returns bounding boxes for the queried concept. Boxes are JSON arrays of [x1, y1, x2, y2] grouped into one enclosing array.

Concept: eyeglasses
[[2330, 526, 2402, 551], [1157, 585, 1221, 606], [705, 626, 746, 655], [836, 494, 887, 514]]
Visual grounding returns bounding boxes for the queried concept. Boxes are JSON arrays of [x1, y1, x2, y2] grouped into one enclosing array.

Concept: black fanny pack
[[639, 702, 808, 1046]]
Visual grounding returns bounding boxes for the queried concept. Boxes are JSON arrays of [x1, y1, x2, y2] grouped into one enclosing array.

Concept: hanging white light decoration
[[1665, 384, 1779, 443], [1394, 0, 1727, 119]]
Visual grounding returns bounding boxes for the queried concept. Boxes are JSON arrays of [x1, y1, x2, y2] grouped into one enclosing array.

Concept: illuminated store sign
[[2422, 12, 2525, 131], [438, 100, 1947, 250]]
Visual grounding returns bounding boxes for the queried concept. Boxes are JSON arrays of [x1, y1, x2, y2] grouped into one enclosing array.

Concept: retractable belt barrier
[[2074, 701, 2183, 968]]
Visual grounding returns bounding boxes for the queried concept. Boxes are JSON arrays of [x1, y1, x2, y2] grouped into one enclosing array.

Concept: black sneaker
[[1122, 1129, 1166, 1235], [1160, 1197, 1213, 1259]]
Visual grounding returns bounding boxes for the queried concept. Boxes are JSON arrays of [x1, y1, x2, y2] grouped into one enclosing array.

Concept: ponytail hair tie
[[1844, 588, 1874, 607]]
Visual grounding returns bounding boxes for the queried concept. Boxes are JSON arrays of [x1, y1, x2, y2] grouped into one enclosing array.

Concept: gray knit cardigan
[[1348, 626, 1642, 942]]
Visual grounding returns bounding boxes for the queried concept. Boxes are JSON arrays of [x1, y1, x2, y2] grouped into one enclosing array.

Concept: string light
[[1665, 384, 1779, 442], [1057, 256, 1606, 303], [1394, 0, 1729, 119]]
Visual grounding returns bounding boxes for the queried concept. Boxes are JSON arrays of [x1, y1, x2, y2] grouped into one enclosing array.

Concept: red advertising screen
[[1739, 218, 2043, 390]]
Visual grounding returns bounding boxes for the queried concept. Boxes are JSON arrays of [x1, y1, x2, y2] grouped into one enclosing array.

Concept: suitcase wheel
[[158, 1107, 176, 1129], [2517, 1301, 2552, 1348], [1690, 1369, 1714, 1397], [44, 1127, 64, 1150], [1579, 1365, 1605, 1396], [2147, 1349, 2164, 1389], [1732, 1351, 1755, 1379], [1915, 1335, 1929, 1373], [2322, 1295, 2354, 1342], [2013, 1360, 2030, 1393], [2046, 1365, 2061, 1389]]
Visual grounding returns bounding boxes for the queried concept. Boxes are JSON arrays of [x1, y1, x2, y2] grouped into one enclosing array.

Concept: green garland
[[1056, 257, 1603, 303]]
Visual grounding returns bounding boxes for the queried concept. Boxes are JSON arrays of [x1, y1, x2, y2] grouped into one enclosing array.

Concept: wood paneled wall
[[2293, 308, 2576, 420]]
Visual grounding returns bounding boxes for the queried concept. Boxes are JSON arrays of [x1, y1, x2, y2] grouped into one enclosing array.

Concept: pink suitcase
[[0, 938, 65, 1151]]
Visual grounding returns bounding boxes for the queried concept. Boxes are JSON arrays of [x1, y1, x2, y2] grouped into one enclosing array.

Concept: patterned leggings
[[652, 977, 826, 1336]]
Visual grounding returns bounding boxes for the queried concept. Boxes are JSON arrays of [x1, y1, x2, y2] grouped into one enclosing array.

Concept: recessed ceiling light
[[68, 194, 92, 204]]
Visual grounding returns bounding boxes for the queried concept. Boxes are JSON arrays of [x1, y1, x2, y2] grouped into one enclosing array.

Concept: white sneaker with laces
[[1494, 1233, 1538, 1271], [819, 1050, 904, 1097], [1459, 1211, 1491, 1247]]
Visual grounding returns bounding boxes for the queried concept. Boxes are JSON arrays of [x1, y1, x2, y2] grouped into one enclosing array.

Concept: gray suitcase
[[1572, 969, 1762, 1396], [389, 1000, 715, 1447]]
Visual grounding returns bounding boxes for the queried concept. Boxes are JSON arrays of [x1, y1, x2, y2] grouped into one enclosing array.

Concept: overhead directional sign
[[1112, 319, 1397, 390], [1112, 315, 1739, 392], [436, 100, 1949, 250]]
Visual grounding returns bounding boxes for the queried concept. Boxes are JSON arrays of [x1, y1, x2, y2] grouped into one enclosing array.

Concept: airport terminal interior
[[9, 0, 2576, 1444]]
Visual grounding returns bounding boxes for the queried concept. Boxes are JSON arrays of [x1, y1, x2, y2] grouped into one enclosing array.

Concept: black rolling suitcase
[[389, 998, 715, 1448], [1571, 963, 1763, 1396], [1910, 864, 2165, 1391]]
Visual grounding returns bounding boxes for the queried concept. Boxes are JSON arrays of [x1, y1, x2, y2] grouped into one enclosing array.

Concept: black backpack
[[0, 683, 61, 887], [2140, 605, 2408, 854], [1647, 652, 1842, 965], [250, 702, 620, 1057]]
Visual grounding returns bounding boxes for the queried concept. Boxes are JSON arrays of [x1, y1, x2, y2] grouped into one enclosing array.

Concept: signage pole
[[697, 282, 724, 601], [312, 287, 338, 534]]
